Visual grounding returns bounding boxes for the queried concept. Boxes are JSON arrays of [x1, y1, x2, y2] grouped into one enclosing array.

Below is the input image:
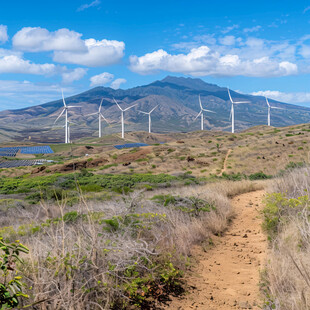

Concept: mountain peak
[[160, 75, 222, 92]]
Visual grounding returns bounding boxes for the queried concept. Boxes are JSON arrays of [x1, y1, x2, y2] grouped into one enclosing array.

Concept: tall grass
[[0, 180, 261, 309], [263, 167, 310, 309]]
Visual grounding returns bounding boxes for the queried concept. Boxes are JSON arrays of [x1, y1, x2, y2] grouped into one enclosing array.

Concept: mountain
[[0, 76, 310, 143]]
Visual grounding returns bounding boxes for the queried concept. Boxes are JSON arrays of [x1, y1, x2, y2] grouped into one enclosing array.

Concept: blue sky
[[1, 0, 310, 110]]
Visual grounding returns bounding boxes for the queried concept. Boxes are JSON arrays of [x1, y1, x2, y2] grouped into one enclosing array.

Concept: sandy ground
[[166, 190, 267, 310]]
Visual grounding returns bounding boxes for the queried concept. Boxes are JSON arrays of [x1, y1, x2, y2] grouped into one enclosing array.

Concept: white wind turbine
[[85, 98, 109, 138], [194, 95, 215, 130], [54, 90, 81, 143], [265, 97, 284, 126], [113, 98, 137, 139], [227, 88, 250, 133], [138, 105, 158, 133]]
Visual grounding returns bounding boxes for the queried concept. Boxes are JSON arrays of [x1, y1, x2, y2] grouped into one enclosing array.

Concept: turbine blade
[[234, 101, 250, 104], [138, 110, 149, 114], [202, 108, 216, 113], [227, 87, 233, 103], [199, 95, 203, 109], [100, 113, 109, 123], [67, 105, 81, 108], [61, 89, 67, 107], [271, 106, 285, 110], [150, 105, 159, 113], [124, 103, 137, 111], [54, 109, 65, 123], [85, 112, 98, 116], [113, 98, 123, 111], [265, 97, 270, 107], [229, 105, 233, 121], [99, 98, 104, 111], [194, 110, 202, 120]]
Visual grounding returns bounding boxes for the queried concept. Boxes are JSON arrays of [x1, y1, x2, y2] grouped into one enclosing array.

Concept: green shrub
[[248, 172, 272, 180], [0, 239, 29, 309]]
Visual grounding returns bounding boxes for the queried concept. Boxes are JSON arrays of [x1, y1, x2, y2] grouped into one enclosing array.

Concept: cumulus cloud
[[62, 68, 87, 84], [12, 27, 125, 67], [0, 25, 8, 44], [77, 0, 101, 12], [129, 46, 298, 77], [13, 27, 86, 52], [53, 38, 125, 67], [0, 55, 56, 75], [221, 24, 239, 34], [251, 90, 310, 104], [110, 78, 127, 89], [53, 39, 124, 67], [90, 72, 114, 86]]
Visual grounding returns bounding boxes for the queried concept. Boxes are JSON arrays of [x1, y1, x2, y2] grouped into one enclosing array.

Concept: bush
[[0, 239, 29, 309], [248, 172, 272, 180]]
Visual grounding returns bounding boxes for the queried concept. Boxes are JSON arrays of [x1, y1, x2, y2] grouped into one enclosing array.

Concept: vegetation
[[262, 167, 310, 309]]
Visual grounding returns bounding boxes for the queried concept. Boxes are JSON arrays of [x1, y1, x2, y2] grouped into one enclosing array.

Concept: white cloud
[[13, 27, 86, 52], [12, 27, 125, 67], [62, 68, 87, 84], [77, 0, 101, 12], [221, 24, 239, 34], [304, 6, 310, 13], [0, 55, 56, 75], [0, 25, 8, 44], [90, 72, 114, 86], [251, 90, 310, 104], [243, 25, 262, 33], [129, 46, 298, 77], [110, 78, 127, 89], [53, 38, 125, 67], [219, 36, 235, 46]]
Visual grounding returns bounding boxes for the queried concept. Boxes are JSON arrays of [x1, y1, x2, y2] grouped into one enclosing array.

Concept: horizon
[[1, 1, 310, 110]]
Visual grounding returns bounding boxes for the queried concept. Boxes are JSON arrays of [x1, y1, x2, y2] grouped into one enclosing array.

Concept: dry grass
[[1, 179, 262, 309], [263, 167, 310, 309]]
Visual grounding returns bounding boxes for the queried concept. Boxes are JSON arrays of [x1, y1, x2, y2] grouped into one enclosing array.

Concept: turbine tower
[[85, 98, 109, 138], [195, 95, 215, 130], [265, 97, 284, 126], [113, 98, 137, 139], [227, 88, 250, 133], [54, 90, 80, 143], [138, 105, 158, 133]]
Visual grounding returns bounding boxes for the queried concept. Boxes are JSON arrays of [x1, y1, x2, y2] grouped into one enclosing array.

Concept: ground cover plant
[[262, 167, 310, 309]]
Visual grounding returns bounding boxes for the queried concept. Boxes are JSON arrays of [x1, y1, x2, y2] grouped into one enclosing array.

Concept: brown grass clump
[[263, 167, 310, 309]]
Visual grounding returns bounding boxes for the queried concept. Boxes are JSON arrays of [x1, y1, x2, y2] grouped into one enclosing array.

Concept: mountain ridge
[[0, 76, 309, 143]]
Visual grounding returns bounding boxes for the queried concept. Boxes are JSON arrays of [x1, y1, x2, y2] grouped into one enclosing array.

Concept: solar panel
[[0, 145, 54, 156], [0, 160, 45, 168], [114, 143, 149, 149]]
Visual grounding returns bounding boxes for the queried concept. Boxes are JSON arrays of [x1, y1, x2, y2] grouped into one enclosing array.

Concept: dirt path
[[219, 149, 232, 176], [166, 190, 267, 310]]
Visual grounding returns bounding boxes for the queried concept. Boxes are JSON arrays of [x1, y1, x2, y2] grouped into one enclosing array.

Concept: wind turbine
[[54, 90, 80, 143], [265, 97, 284, 126], [138, 105, 158, 133], [85, 98, 109, 138], [194, 95, 215, 130], [113, 98, 137, 139], [227, 88, 250, 133]]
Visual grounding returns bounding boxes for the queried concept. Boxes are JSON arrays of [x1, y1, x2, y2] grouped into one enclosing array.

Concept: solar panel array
[[0, 160, 45, 168], [0, 145, 54, 157], [114, 143, 149, 149], [20, 146, 54, 154]]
